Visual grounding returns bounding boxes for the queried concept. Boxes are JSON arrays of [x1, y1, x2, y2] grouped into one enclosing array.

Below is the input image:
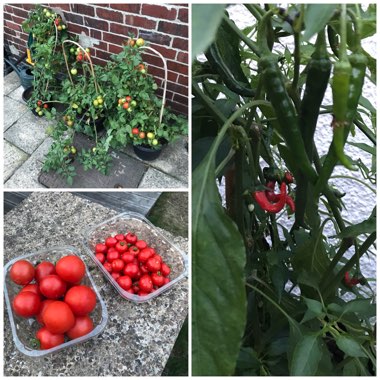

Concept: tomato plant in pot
[[192, 3, 376, 376], [22, 5, 73, 119]]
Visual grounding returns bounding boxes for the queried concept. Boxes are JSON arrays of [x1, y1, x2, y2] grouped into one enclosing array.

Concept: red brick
[[139, 30, 171, 45], [51, 4, 71, 11], [64, 12, 84, 25], [90, 29, 102, 39], [84, 17, 108, 31], [167, 60, 188, 75], [12, 7, 28, 18], [68, 23, 89, 35], [109, 23, 138, 38], [108, 43, 123, 55], [12, 16, 25, 25], [76, 4, 95, 17], [110, 4, 141, 13], [96, 49, 111, 61], [149, 66, 178, 83], [4, 27, 16, 37], [178, 74, 188, 86], [176, 51, 188, 64], [170, 101, 188, 116], [142, 53, 165, 69], [91, 57, 107, 66], [4, 12, 13, 21], [95, 41, 108, 51], [173, 93, 188, 105], [96, 8, 123, 23], [125, 14, 156, 29], [167, 82, 188, 96], [141, 4, 177, 20], [103, 32, 128, 46], [177, 7, 188, 23], [21, 4, 36, 11], [149, 43, 177, 60], [5, 20, 21, 31], [158, 21, 188, 37], [4, 5, 13, 13], [172, 37, 188, 50]]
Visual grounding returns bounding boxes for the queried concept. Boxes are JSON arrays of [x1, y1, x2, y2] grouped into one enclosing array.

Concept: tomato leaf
[[192, 148, 247, 375]]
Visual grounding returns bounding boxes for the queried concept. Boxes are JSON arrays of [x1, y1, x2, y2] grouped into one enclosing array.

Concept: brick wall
[[4, 3, 189, 115]]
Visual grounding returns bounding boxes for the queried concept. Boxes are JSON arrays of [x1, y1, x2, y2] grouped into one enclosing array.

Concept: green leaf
[[303, 4, 337, 41], [301, 298, 325, 323], [192, 148, 247, 375], [341, 299, 376, 319], [335, 336, 367, 358], [335, 212, 376, 238], [347, 142, 376, 156], [235, 347, 261, 374], [192, 4, 226, 60], [290, 334, 323, 375]]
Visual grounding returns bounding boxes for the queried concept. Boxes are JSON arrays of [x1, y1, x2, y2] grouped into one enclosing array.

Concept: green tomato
[[72, 103, 78, 109], [152, 139, 158, 146], [70, 47, 75, 54], [71, 68, 78, 75], [38, 111, 44, 116], [136, 38, 145, 47], [152, 83, 158, 90], [93, 99, 99, 107], [71, 146, 77, 154], [62, 24, 66, 30], [36, 107, 41, 112], [147, 132, 155, 139], [46, 11, 51, 17], [127, 108, 133, 113], [130, 100, 137, 107], [45, 63, 50, 68], [140, 69, 146, 74]]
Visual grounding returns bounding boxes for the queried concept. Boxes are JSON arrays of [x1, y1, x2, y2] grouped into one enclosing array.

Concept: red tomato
[[56, 255, 85, 284], [116, 275, 132, 290], [153, 254, 163, 263], [103, 262, 112, 273], [39, 275, 67, 299], [139, 274, 153, 293], [105, 236, 117, 248], [115, 234, 125, 241], [128, 246, 140, 256], [35, 261, 56, 283], [12, 291, 41, 318], [140, 264, 149, 275], [121, 252, 134, 264], [138, 248, 154, 263], [132, 128, 139, 135], [132, 285, 140, 293], [95, 253, 105, 264], [135, 240, 147, 250], [66, 315, 94, 340], [111, 259, 124, 272], [95, 243, 107, 253], [36, 299, 55, 324], [111, 272, 121, 280], [64, 285, 96, 316], [138, 291, 149, 296], [125, 96, 132, 102], [36, 326, 65, 349], [163, 277, 170, 285], [115, 241, 128, 254], [20, 283, 42, 298], [125, 232, 138, 244], [146, 256, 162, 272], [43, 301, 75, 334], [123, 102, 129, 109], [10, 260, 35, 285], [161, 263, 171, 277], [107, 249, 120, 262], [151, 272, 165, 287], [123, 263, 139, 279]]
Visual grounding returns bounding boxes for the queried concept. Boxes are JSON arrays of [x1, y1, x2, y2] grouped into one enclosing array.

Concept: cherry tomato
[[95, 253, 105, 264], [161, 263, 171, 277], [131, 128, 139, 135], [10, 260, 35, 285], [123, 263, 139, 279], [103, 262, 112, 273], [153, 254, 163, 263], [116, 275, 132, 290], [125, 232, 138, 244], [107, 249, 120, 262], [111, 259, 125, 272], [115, 234, 125, 241], [128, 246, 140, 256], [66, 315, 94, 340], [146, 256, 162, 272], [139, 274, 153, 293], [95, 243, 107, 253], [115, 241, 128, 254], [64, 285, 96, 316], [105, 237, 118, 248], [151, 272, 165, 287], [56, 255, 85, 284], [36, 326, 64, 349], [35, 261, 55, 283], [163, 277, 170, 285], [36, 299, 55, 324], [43, 301, 75, 334], [111, 272, 121, 281], [138, 131, 146, 139], [121, 252, 134, 264], [138, 248, 154, 263], [20, 283, 42, 298], [123, 102, 130, 110], [12, 291, 41, 318], [125, 96, 132, 102], [43, 104, 49, 109], [135, 240, 147, 250], [140, 264, 149, 274], [39, 275, 67, 299]]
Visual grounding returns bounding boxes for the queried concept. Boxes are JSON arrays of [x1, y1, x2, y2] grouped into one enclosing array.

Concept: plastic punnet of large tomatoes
[[93, 231, 171, 297], [9, 255, 97, 350]]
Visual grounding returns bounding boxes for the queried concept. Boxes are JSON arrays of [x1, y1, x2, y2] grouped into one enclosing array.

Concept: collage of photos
[[2, 2, 377, 378]]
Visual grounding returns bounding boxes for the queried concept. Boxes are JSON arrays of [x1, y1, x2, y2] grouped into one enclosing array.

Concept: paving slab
[[39, 133, 147, 188], [4, 141, 29, 182], [4, 111, 52, 154], [139, 167, 187, 189], [30, 136, 54, 162], [8, 85, 25, 103], [4, 154, 46, 189], [4, 192, 188, 376], [4, 71, 21, 95], [4, 96, 29, 131]]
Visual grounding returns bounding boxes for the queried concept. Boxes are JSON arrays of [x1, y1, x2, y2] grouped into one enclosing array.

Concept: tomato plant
[[192, 3, 376, 376]]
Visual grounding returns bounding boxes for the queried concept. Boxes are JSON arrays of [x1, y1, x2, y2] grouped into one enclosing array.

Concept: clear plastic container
[[3, 246, 108, 357], [83, 212, 188, 303]]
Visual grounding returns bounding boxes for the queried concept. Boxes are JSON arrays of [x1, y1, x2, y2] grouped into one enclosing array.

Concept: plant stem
[[292, 32, 300, 92]]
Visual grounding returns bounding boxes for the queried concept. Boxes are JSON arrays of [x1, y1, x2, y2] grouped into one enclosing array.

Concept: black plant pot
[[22, 87, 39, 116], [133, 144, 162, 161], [76, 113, 106, 134]]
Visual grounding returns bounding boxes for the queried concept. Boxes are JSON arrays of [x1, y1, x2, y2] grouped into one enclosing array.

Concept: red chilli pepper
[[265, 181, 295, 214], [344, 271, 361, 287], [254, 182, 287, 213]]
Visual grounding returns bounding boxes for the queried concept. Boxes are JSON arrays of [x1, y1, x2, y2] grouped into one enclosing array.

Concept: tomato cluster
[[94, 232, 171, 296], [117, 95, 137, 113], [9, 256, 96, 350], [35, 100, 49, 117]]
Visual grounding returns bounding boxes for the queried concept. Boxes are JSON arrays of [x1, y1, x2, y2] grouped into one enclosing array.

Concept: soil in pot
[[133, 144, 162, 161]]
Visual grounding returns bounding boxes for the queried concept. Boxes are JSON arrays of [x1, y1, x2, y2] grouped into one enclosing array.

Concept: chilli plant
[[192, 4, 376, 376]]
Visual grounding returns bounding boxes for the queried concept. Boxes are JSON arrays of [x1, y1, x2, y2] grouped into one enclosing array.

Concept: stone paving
[[4, 71, 189, 189]]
